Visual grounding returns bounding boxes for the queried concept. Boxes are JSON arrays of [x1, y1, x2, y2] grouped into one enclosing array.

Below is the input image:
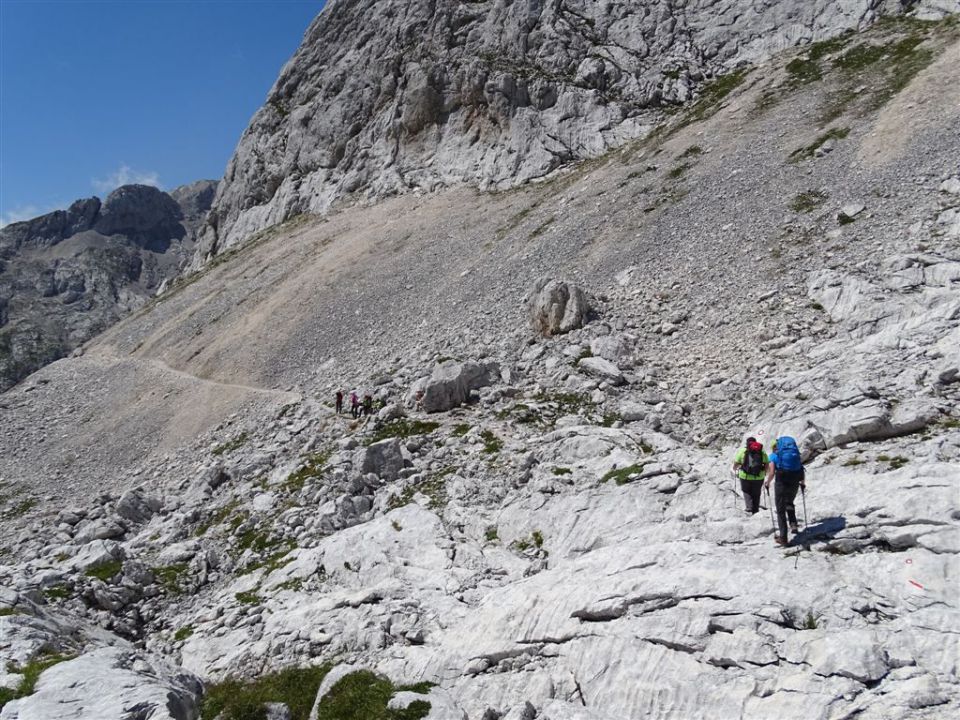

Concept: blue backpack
[[776, 436, 803, 472]]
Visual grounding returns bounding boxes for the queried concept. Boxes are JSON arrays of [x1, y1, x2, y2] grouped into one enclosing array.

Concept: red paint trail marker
[[909, 580, 925, 590]]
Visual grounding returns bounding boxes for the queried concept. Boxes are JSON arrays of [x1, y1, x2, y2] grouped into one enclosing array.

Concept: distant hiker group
[[732, 435, 806, 547], [335, 390, 374, 418]]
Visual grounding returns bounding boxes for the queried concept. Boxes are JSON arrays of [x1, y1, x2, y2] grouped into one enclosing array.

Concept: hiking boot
[[790, 524, 799, 534], [774, 536, 788, 546]]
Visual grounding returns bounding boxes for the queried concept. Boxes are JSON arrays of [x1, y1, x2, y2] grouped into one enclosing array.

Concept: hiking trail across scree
[[88, 352, 304, 403]]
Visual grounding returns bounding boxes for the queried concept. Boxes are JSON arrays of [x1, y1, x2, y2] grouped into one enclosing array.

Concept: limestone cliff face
[[196, 0, 956, 261]]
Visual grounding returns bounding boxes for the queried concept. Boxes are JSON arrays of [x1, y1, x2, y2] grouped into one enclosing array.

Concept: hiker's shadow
[[795, 516, 846, 546]]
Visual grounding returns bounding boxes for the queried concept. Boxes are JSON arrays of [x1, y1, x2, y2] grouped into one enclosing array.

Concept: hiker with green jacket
[[731, 436, 767, 515]]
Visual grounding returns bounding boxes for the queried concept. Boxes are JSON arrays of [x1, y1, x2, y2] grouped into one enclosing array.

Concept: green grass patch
[[315, 669, 431, 720], [479, 430, 502, 454], [196, 500, 241, 536], [235, 591, 262, 606], [201, 665, 331, 720], [788, 126, 850, 162], [667, 163, 691, 179], [283, 450, 331, 493], [680, 145, 703, 158], [173, 625, 194, 642], [510, 530, 546, 555], [153, 564, 189, 595], [84, 558, 122, 582], [786, 57, 822, 85], [685, 67, 750, 123], [240, 543, 295, 576], [789, 189, 828, 213], [451, 423, 471, 437], [886, 456, 909, 470], [833, 42, 888, 71], [386, 467, 455, 512], [212, 432, 249, 457], [0, 652, 73, 710], [2, 498, 37, 519], [365, 420, 440, 446], [551, 467, 572, 476], [485, 526, 499, 542], [601, 463, 646, 485], [0, 607, 22, 617], [42, 584, 72, 602]]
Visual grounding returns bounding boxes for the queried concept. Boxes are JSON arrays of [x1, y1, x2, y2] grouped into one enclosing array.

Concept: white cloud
[[0, 203, 65, 229], [92, 164, 162, 195]]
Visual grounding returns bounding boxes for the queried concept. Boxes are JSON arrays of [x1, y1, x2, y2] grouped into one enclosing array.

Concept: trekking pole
[[801, 485, 808, 530], [765, 485, 776, 534]]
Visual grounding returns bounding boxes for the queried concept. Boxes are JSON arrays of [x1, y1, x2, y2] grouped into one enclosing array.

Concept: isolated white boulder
[[528, 278, 591, 336]]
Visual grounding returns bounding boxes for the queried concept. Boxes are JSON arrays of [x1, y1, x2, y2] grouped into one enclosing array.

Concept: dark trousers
[[740, 478, 763, 514], [335, 399, 343, 414], [775, 470, 803, 540]]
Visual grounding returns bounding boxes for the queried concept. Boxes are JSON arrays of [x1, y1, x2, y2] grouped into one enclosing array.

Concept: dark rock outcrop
[[0, 181, 216, 391]]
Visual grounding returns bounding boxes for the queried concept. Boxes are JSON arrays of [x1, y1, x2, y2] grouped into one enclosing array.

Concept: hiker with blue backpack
[[765, 436, 806, 546]]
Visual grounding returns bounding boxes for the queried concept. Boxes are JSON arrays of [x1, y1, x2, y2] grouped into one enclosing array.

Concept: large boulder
[[115, 488, 162, 525], [409, 361, 500, 413], [356, 438, 407, 481], [527, 279, 591, 336]]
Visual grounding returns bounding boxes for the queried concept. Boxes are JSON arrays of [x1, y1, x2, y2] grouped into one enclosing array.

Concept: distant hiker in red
[[731, 436, 768, 515], [335, 390, 343, 414], [350, 392, 360, 418]]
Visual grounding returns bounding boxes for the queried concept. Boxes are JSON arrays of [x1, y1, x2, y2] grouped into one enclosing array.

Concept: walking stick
[[801, 485, 808, 530], [765, 485, 776, 535]]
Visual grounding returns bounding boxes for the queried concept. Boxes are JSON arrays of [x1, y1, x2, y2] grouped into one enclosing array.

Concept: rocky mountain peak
[[0, 180, 217, 391]]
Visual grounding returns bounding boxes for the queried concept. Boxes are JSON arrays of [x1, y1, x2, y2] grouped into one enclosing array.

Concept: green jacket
[[734, 446, 769, 480]]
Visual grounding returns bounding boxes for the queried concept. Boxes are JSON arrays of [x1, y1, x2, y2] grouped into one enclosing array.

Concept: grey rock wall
[[196, 0, 952, 261]]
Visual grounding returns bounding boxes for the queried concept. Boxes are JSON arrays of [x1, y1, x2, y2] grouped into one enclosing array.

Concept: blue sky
[[0, 0, 324, 227]]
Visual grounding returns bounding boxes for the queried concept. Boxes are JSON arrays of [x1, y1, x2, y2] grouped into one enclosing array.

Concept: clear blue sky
[[0, 0, 324, 226]]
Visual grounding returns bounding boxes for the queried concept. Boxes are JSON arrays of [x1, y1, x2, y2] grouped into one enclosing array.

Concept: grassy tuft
[[788, 127, 850, 162], [173, 625, 195, 642], [235, 591, 262, 606], [366, 420, 440, 446], [43, 584, 72, 602], [153, 564, 189, 595], [84, 559, 123, 582], [212, 432, 249, 457], [314, 669, 431, 720], [480, 430, 502, 455], [601, 463, 646, 485], [789, 189, 828, 213], [551, 467, 572, 476], [201, 665, 331, 720], [284, 449, 332, 493], [0, 652, 73, 710]]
